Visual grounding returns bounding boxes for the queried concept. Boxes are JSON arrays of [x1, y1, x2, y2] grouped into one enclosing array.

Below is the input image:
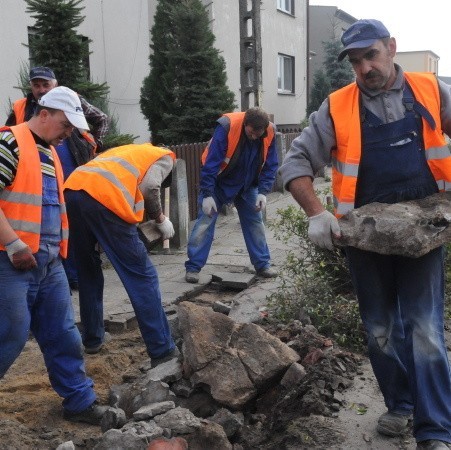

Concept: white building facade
[[0, 0, 308, 141]]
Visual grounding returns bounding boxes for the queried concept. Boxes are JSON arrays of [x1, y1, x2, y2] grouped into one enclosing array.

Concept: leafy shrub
[[267, 203, 366, 352], [268, 204, 451, 351]]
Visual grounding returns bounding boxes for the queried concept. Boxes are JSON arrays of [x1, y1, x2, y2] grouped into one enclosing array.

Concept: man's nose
[[360, 59, 373, 74]]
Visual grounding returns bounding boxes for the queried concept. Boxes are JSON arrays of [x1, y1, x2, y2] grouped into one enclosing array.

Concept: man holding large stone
[[280, 19, 451, 449]]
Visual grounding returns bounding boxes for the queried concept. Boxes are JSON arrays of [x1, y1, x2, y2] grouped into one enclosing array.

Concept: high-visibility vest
[[329, 72, 451, 217], [13, 96, 98, 153], [201, 112, 275, 175], [12, 98, 27, 124], [0, 123, 69, 256], [64, 143, 175, 224]]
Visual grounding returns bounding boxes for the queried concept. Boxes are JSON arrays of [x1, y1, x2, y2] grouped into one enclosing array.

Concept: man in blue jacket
[[185, 107, 278, 283]]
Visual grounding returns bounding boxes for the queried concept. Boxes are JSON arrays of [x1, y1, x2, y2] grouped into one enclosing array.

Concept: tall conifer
[[141, 0, 236, 145]]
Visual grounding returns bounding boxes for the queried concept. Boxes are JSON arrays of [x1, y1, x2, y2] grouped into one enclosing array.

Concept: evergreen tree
[[323, 39, 355, 93], [25, 0, 107, 99], [306, 69, 330, 116], [25, 0, 134, 149], [141, 0, 236, 145]]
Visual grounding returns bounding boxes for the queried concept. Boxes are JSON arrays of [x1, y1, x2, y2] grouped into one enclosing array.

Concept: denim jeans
[[0, 244, 96, 413], [346, 246, 451, 443], [65, 189, 175, 358], [185, 187, 271, 273]]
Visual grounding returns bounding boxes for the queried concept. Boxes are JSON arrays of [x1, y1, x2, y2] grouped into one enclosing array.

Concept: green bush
[[267, 203, 366, 352], [268, 205, 451, 352]]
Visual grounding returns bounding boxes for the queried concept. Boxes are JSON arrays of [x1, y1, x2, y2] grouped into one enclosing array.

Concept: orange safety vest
[[329, 72, 451, 218], [64, 143, 175, 224], [12, 97, 27, 124], [0, 123, 69, 256], [13, 96, 98, 153], [201, 112, 275, 175]]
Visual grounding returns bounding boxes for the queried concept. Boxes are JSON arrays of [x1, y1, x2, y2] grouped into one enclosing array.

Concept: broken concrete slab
[[211, 271, 255, 290], [178, 302, 299, 409], [334, 192, 451, 258]]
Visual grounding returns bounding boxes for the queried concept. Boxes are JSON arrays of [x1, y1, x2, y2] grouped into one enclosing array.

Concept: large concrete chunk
[[231, 323, 300, 387], [334, 192, 451, 258], [178, 302, 235, 371], [178, 302, 300, 409]]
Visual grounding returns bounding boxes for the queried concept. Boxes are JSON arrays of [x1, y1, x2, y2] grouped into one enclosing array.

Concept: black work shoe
[[377, 411, 412, 437], [151, 347, 181, 368], [84, 332, 111, 354], [63, 402, 108, 425], [257, 267, 277, 278]]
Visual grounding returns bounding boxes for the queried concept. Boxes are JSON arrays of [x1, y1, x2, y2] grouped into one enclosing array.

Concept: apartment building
[[0, 0, 308, 142]]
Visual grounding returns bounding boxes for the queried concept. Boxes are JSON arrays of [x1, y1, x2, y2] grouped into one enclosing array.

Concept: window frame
[[277, 53, 295, 94], [277, 0, 294, 16]]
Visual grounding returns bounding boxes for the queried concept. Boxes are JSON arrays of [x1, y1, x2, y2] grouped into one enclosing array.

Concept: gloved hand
[[308, 210, 341, 250], [202, 196, 217, 217], [155, 216, 175, 239], [6, 238, 37, 270], [255, 194, 267, 212]]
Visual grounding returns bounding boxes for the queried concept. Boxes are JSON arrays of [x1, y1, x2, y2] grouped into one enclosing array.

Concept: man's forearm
[[287, 176, 325, 217], [0, 209, 20, 246]]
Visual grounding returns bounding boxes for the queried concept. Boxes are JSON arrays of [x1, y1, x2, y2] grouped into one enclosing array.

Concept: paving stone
[[211, 271, 255, 290]]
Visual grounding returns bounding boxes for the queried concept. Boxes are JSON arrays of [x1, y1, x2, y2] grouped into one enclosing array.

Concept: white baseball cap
[[38, 86, 89, 131]]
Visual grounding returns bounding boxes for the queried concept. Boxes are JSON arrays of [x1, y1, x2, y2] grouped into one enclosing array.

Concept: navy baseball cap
[[29, 66, 56, 81], [338, 19, 390, 61]]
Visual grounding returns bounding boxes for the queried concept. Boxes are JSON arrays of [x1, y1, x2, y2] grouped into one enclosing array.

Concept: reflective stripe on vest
[[64, 143, 175, 224], [0, 123, 69, 256], [12, 98, 27, 124], [329, 72, 451, 217], [201, 112, 275, 174]]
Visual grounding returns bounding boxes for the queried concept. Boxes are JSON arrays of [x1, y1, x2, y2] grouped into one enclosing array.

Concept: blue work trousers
[[346, 246, 451, 443], [185, 187, 271, 273], [0, 244, 96, 413], [65, 189, 175, 359]]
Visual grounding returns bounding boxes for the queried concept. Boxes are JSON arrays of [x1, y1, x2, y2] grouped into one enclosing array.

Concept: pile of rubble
[[57, 302, 362, 450]]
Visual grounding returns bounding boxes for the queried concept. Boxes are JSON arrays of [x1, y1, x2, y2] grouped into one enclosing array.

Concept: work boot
[[417, 441, 451, 450], [151, 347, 181, 368], [376, 411, 412, 437], [257, 267, 277, 278], [63, 402, 108, 425], [185, 271, 199, 283], [84, 332, 112, 354]]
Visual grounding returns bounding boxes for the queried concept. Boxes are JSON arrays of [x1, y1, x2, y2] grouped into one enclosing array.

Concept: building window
[[277, 0, 294, 15], [278, 54, 294, 93]]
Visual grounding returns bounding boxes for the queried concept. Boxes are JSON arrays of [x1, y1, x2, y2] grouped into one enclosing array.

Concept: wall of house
[[205, 0, 308, 127], [262, 0, 308, 126], [0, 0, 30, 122], [1, 0, 308, 141], [80, 0, 151, 142], [395, 51, 439, 74]]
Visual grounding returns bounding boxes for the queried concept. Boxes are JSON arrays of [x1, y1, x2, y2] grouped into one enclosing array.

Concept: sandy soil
[[0, 318, 448, 449]]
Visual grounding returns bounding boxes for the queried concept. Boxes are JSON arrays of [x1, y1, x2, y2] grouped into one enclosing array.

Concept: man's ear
[[388, 37, 397, 58], [38, 108, 51, 123]]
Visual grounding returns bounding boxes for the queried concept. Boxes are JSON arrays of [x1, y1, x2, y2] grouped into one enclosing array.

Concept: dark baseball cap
[[338, 19, 390, 61], [29, 66, 56, 81]]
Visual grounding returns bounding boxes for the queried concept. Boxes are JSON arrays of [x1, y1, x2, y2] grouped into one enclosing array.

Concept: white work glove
[[155, 217, 175, 239], [202, 196, 217, 217], [255, 194, 267, 212], [5, 238, 37, 270], [308, 210, 341, 250]]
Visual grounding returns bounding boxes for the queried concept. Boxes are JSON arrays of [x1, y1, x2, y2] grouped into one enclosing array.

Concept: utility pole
[[239, 0, 262, 110]]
